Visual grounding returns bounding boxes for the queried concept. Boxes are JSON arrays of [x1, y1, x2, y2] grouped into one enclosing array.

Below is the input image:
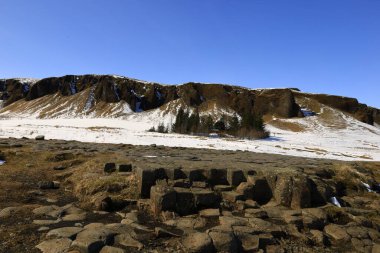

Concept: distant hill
[[1, 75, 379, 127]]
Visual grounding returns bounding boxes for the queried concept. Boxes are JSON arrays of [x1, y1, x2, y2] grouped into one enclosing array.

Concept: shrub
[[157, 123, 168, 133], [170, 109, 269, 139]]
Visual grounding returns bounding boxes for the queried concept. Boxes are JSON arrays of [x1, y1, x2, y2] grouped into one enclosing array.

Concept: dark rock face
[[1, 75, 303, 118], [178, 83, 302, 118], [253, 89, 302, 118], [0, 79, 31, 106], [372, 107, 380, 125]]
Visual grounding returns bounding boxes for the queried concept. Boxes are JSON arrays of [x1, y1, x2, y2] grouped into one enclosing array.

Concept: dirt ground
[[0, 137, 379, 253]]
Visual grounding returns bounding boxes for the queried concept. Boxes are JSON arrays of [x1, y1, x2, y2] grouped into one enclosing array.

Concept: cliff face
[[0, 79, 31, 106], [0, 74, 378, 126], [0, 75, 302, 118]]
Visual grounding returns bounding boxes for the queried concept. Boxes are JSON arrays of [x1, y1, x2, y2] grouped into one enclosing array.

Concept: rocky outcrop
[[0, 79, 32, 106], [1, 75, 303, 118], [2, 75, 379, 126], [297, 92, 380, 125], [253, 89, 302, 118], [136, 167, 338, 213]]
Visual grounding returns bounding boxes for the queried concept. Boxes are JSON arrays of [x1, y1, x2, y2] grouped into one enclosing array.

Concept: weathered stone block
[[136, 167, 156, 198], [208, 227, 239, 253], [273, 173, 311, 209], [250, 177, 273, 205], [164, 168, 186, 180], [174, 187, 196, 215], [172, 179, 191, 188], [206, 168, 228, 185], [193, 188, 220, 209], [222, 191, 245, 203], [214, 185, 233, 192], [182, 169, 206, 182], [35, 135, 45, 140], [38, 181, 56, 189], [182, 232, 214, 253], [104, 163, 116, 173], [117, 164, 132, 172], [227, 169, 246, 186], [150, 185, 176, 216], [154, 168, 168, 181], [72, 228, 116, 253], [236, 182, 254, 199]]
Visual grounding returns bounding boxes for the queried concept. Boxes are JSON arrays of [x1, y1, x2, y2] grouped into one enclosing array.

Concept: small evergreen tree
[[157, 123, 167, 133], [205, 116, 214, 133], [172, 108, 184, 133], [228, 115, 240, 133], [214, 119, 226, 131]]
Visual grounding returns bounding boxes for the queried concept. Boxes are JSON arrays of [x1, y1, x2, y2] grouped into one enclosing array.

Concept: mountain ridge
[[1, 74, 379, 127]]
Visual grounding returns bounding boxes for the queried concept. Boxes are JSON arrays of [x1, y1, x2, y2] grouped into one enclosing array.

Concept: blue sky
[[0, 0, 379, 107]]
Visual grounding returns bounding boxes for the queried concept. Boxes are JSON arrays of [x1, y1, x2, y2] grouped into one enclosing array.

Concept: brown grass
[[69, 159, 139, 204], [269, 119, 305, 132]]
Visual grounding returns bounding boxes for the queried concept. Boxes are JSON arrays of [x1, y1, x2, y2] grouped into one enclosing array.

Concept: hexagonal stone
[[182, 232, 214, 253], [199, 208, 220, 218], [219, 216, 249, 227], [0, 206, 25, 218], [114, 233, 143, 250], [71, 228, 116, 253], [46, 227, 84, 240], [237, 233, 260, 252], [33, 205, 59, 216], [324, 224, 351, 243], [100, 246, 125, 253], [36, 238, 72, 253], [309, 230, 326, 246], [208, 228, 239, 253]]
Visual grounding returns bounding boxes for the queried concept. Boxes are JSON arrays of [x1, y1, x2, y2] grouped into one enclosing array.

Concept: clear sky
[[1, 0, 379, 108]]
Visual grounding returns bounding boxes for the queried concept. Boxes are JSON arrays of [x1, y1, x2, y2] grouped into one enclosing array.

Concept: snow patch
[[135, 101, 143, 112], [13, 78, 40, 84], [70, 82, 77, 95], [361, 181, 373, 192], [113, 83, 120, 101], [330, 197, 341, 207], [155, 90, 163, 100], [301, 108, 316, 117], [85, 86, 96, 111]]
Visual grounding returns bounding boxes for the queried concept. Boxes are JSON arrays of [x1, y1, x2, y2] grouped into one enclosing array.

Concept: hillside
[[1, 74, 380, 161]]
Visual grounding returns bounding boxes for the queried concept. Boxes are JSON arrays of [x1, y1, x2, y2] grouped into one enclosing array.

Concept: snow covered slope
[[1, 75, 379, 161], [1, 101, 380, 161]]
